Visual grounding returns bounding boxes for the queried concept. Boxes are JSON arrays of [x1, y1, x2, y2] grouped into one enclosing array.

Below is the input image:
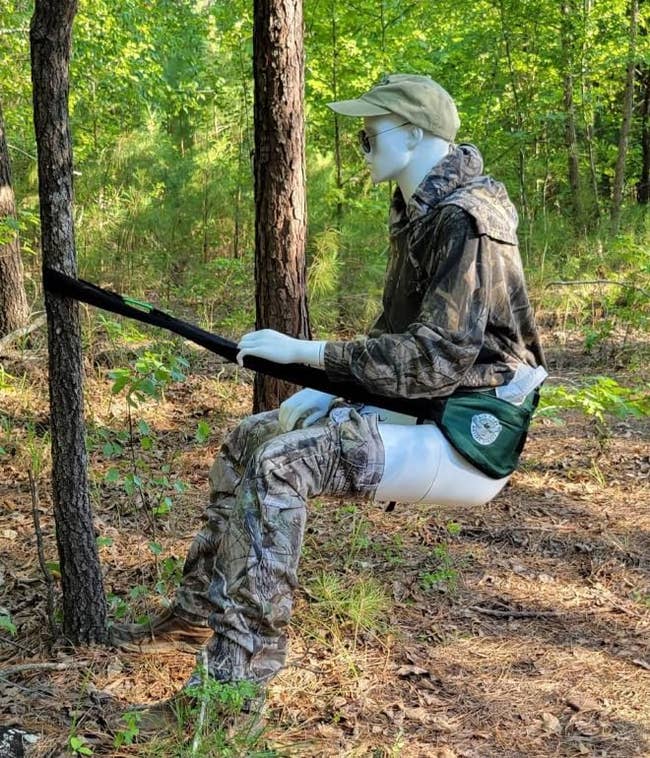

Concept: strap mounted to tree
[[42, 266, 443, 422]]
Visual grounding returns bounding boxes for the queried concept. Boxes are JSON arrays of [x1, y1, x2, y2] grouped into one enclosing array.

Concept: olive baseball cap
[[328, 74, 460, 142]]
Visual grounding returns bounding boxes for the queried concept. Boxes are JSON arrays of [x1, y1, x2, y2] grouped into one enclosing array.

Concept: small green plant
[[109, 350, 189, 406], [632, 592, 650, 609], [68, 733, 93, 756], [308, 572, 390, 636], [87, 425, 129, 458], [98, 314, 148, 344], [195, 420, 211, 444], [186, 674, 259, 715], [107, 593, 130, 620], [420, 542, 461, 592], [155, 555, 184, 596], [136, 668, 270, 757], [0, 611, 17, 636], [0, 366, 15, 391], [113, 710, 141, 748], [105, 350, 189, 526], [538, 376, 649, 426]]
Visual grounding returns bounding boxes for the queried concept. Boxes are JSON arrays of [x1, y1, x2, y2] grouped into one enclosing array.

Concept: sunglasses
[[357, 122, 410, 154]]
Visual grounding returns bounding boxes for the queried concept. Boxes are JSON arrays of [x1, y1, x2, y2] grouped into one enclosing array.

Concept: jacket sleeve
[[323, 206, 491, 399]]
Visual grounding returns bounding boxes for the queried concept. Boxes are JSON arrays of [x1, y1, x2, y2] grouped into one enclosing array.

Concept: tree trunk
[[560, 0, 584, 225], [252, 0, 310, 412], [31, 0, 108, 644], [331, 0, 343, 228], [638, 67, 650, 204], [611, 0, 639, 231], [580, 0, 601, 221], [0, 100, 29, 337], [498, 0, 529, 222]]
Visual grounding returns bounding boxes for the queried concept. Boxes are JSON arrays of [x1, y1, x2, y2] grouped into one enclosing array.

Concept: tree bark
[[331, 0, 343, 228], [31, 0, 108, 644], [611, 0, 639, 231], [560, 0, 584, 225], [638, 67, 650, 204], [0, 100, 29, 337], [252, 0, 310, 412], [498, 0, 529, 222]]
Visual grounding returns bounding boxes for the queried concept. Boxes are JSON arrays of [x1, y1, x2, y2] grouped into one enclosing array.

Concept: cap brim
[[327, 98, 391, 117]]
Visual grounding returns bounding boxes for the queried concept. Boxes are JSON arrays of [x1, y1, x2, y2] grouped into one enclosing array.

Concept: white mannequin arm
[[237, 329, 326, 367]]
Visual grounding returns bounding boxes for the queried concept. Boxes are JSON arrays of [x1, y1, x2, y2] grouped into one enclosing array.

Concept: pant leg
[[174, 410, 283, 623], [203, 406, 384, 683]]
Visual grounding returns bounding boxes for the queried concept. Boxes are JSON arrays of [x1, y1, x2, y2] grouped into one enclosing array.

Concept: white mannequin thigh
[[374, 420, 509, 506]]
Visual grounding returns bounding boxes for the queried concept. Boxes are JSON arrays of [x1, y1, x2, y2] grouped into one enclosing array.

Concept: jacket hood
[[390, 144, 519, 245]]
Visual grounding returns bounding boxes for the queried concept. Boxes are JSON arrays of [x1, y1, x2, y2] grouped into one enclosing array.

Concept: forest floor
[[0, 323, 648, 757]]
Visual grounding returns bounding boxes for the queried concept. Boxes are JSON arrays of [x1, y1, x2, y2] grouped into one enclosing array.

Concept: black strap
[[43, 267, 444, 422]]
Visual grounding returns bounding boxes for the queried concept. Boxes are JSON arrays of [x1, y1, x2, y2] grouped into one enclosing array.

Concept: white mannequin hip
[[359, 406, 509, 507]]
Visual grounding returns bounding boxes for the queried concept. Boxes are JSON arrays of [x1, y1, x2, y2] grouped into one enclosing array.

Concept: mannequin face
[[361, 114, 414, 184]]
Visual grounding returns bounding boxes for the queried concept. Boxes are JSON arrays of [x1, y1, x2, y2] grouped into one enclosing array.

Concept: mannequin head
[[328, 74, 460, 200], [360, 113, 451, 200]]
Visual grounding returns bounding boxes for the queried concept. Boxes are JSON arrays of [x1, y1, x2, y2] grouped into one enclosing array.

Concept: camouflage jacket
[[324, 144, 545, 400]]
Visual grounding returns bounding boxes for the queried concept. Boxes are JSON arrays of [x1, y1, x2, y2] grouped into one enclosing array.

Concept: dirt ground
[[0, 325, 648, 757]]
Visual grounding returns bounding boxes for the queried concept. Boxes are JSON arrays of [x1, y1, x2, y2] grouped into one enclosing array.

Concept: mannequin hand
[[279, 388, 337, 431], [237, 329, 325, 367]]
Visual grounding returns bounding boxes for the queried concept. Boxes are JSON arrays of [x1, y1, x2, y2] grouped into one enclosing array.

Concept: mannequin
[[115, 75, 546, 729]]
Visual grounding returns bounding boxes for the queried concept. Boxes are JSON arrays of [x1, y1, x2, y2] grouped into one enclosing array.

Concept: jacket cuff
[[324, 341, 355, 382]]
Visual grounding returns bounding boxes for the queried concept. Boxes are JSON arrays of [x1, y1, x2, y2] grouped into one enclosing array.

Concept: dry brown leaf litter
[[0, 330, 648, 757]]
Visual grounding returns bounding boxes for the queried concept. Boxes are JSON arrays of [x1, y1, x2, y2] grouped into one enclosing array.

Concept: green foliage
[[0, 612, 17, 636], [3, 0, 649, 341], [419, 523, 465, 592], [195, 420, 211, 444], [108, 350, 188, 406], [113, 710, 142, 748], [538, 377, 650, 425], [127, 673, 272, 757], [186, 674, 259, 716], [419, 546, 460, 593], [308, 572, 390, 634], [68, 734, 93, 756]]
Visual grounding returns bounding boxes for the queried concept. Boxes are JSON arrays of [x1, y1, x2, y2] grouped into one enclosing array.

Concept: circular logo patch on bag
[[470, 413, 502, 446]]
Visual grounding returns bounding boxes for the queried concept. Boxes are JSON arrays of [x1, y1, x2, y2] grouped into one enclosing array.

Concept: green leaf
[[195, 420, 210, 444], [138, 419, 151, 436], [148, 541, 163, 555], [105, 467, 120, 484], [0, 613, 17, 636]]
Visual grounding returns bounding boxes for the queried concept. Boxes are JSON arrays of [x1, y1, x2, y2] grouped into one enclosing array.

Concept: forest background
[[2, 0, 650, 341], [1, 1, 650, 755]]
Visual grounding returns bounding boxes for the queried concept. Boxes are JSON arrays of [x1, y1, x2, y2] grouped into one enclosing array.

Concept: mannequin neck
[[396, 134, 451, 201]]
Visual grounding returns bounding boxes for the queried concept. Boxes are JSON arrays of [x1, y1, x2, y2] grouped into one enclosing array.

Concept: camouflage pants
[[174, 406, 384, 683]]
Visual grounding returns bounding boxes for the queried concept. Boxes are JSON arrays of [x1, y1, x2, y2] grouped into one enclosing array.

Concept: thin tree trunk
[[331, 0, 343, 228], [31, 0, 108, 644], [0, 100, 29, 337], [580, 0, 601, 220], [611, 0, 639, 231], [637, 67, 650, 204], [498, 0, 529, 221], [233, 116, 244, 258], [252, 0, 311, 412], [560, 0, 583, 225]]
